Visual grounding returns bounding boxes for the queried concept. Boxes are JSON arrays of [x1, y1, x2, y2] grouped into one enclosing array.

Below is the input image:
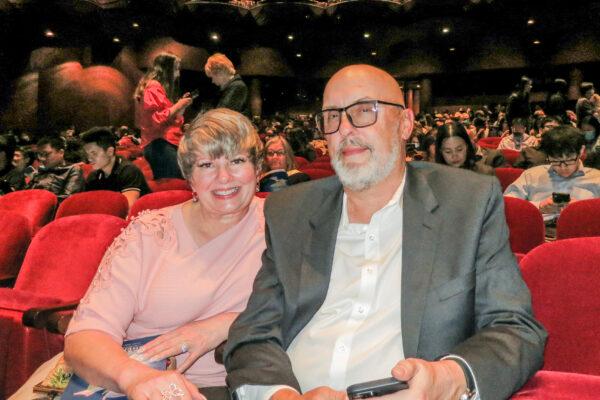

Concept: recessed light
[[527, 19, 535, 25], [44, 29, 55, 38], [296, 53, 302, 58], [371, 51, 377, 56], [533, 40, 541, 45], [210, 33, 220, 41], [449, 47, 456, 51], [132, 22, 140, 28], [363, 32, 371, 39], [287, 34, 294, 41], [113, 37, 121, 43], [442, 27, 451, 34]]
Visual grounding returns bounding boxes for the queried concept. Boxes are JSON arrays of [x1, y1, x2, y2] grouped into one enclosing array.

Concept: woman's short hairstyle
[[434, 121, 477, 169], [178, 108, 262, 180], [263, 136, 296, 173], [204, 53, 236, 78]]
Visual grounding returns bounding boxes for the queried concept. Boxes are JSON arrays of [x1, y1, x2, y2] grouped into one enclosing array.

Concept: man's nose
[[338, 111, 354, 137]]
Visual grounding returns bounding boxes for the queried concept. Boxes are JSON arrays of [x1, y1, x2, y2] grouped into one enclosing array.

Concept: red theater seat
[[306, 161, 334, 171], [556, 198, 600, 240], [294, 156, 309, 168], [300, 168, 335, 180], [0, 190, 57, 235], [147, 178, 191, 192], [80, 163, 94, 179], [0, 211, 32, 284], [495, 167, 524, 192], [55, 190, 129, 219], [128, 190, 192, 220], [520, 238, 600, 376], [501, 149, 521, 166], [503, 197, 545, 253], [133, 157, 154, 181], [511, 370, 600, 399], [0, 214, 127, 398], [477, 136, 502, 149]]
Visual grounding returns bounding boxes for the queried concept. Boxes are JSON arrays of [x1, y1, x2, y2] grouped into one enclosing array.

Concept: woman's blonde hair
[[204, 53, 236, 78], [263, 136, 296, 173], [178, 108, 262, 180]]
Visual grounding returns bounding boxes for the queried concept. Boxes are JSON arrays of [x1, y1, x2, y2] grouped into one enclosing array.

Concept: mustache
[[336, 137, 373, 157]]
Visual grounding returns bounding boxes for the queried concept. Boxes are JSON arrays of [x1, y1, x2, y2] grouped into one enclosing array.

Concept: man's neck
[[101, 157, 117, 176], [345, 164, 405, 224]]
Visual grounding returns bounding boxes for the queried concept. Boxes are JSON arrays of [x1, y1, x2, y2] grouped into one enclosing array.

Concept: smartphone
[[347, 377, 408, 399], [190, 89, 200, 100], [552, 192, 571, 204]]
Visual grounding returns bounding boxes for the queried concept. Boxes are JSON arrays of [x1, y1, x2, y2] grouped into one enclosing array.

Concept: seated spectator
[[580, 115, 600, 153], [259, 136, 309, 192], [287, 127, 317, 162], [417, 134, 436, 162], [576, 82, 596, 124], [81, 127, 150, 209], [498, 117, 538, 150], [25, 136, 84, 202], [1, 145, 35, 192], [435, 121, 494, 175], [514, 116, 562, 169], [505, 125, 600, 222], [0, 134, 17, 194]]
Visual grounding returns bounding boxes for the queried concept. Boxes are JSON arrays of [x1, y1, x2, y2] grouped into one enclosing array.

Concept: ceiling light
[[363, 32, 371, 39], [442, 27, 451, 34], [44, 29, 55, 38], [296, 53, 302, 58], [210, 33, 220, 41], [287, 34, 294, 41], [449, 47, 456, 52], [112, 37, 120, 43], [371, 51, 377, 56], [132, 22, 140, 28], [527, 19, 535, 25], [533, 40, 541, 45]]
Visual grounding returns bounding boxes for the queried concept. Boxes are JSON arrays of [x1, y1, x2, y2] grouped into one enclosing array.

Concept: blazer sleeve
[[449, 179, 547, 400], [224, 220, 301, 392], [217, 82, 248, 113]]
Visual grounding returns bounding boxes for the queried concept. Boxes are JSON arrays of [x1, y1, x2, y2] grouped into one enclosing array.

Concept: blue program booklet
[[61, 335, 168, 399]]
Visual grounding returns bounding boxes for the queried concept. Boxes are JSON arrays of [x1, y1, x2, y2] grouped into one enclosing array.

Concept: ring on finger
[[161, 383, 185, 400], [180, 342, 189, 353]]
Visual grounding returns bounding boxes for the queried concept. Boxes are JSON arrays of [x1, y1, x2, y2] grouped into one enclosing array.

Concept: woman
[[580, 115, 600, 153], [435, 122, 494, 175], [259, 136, 309, 192], [134, 53, 193, 179], [63, 108, 265, 399]]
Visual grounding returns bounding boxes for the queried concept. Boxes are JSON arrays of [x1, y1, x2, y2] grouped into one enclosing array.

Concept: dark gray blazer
[[225, 162, 546, 400]]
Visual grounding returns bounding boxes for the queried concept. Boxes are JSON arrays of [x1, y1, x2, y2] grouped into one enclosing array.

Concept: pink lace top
[[67, 197, 266, 387]]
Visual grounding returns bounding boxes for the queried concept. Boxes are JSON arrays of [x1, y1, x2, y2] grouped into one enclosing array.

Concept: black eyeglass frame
[[315, 100, 405, 135], [546, 156, 579, 167]]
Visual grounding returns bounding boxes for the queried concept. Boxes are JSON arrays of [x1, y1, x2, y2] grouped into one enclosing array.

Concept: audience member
[[205, 53, 250, 117], [498, 117, 538, 150], [0, 134, 17, 194], [506, 76, 532, 124], [580, 115, 600, 153], [81, 127, 150, 209], [25, 136, 84, 202], [513, 116, 561, 169], [505, 125, 600, 222], [576, 82, 596, 125], [435, 121, 494, 175], [259, 136, 309, 192], [545, 78, 569, 123], [224, 64, 546, 400], [1, 145, 35, 192]]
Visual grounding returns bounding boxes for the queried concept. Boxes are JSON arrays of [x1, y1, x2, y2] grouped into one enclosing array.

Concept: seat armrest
[[22, 302, 80, 334]]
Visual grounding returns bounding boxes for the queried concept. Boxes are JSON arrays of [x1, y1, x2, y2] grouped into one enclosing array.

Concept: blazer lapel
[[401, 164, 441, 358]]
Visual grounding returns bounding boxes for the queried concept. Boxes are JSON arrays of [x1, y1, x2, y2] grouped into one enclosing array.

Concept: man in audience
[[225, 64, 546, 400], [505, 125, 600, 222], [514, 116, 561, 169], [25, 136, 84, 202], [81, 127, 150, 209], [506, 76, 532, 124], [498, 117, 538, 151], [205, 52, 250, 117], [576, 82, 596, 125]]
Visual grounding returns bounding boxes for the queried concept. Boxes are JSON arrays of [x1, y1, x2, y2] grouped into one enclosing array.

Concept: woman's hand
[[140, 313, 238, 373], [123, 368, 206, 400]]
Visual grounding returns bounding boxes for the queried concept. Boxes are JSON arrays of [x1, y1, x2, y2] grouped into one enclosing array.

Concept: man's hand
[[538, 196, 563, 214], [271, 387, 347, 400], [377, 358, 467, 400]]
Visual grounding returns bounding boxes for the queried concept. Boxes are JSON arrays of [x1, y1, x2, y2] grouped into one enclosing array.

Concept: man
[[26, 136, 84, 202], [514, 116, 561, 169], [505, 125, 600, 222], [545, 78, 569, 124], [506, 76, 533, 124], [81, 127, 150, 209], [497, 117, 538, 151], [204, 53, 250, 117], [576, 82, 596, 125], [225, 65, 546, 400]]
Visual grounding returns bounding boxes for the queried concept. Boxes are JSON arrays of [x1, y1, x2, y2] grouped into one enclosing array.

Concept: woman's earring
[[192, 191, 199, 203]]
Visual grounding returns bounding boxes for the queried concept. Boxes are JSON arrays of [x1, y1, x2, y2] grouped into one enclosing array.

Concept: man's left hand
[[377, 358, 467, 400]]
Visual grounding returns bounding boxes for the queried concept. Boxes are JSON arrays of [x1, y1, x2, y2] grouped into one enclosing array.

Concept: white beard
[[331, 135, 400, 192]]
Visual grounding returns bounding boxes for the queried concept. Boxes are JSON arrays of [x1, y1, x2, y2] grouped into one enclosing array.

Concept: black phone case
[[347, 377, 408, 399]]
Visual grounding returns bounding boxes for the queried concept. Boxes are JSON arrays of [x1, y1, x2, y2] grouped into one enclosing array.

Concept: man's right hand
[[271, 387, 348, 400], [539, 196, 563, 214]]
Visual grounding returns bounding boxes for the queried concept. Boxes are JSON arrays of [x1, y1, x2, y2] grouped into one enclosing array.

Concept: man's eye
[[326, 113, 339, 121]]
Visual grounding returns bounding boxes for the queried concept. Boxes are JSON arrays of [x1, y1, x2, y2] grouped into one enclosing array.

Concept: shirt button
[[338, 344, 347, 352], [358, 306, 365, 314], [368, 234, 376, 241]]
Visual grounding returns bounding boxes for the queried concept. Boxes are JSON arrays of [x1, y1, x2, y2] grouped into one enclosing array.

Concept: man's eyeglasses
[[547, 157, 579, 167], [37, 151, 54, 159], [315, 100, 405, 135], [266, 150, 286, 157]]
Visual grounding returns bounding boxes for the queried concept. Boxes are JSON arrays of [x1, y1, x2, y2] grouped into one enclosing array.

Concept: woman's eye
[[231, 157, 247, 165], [198, 162, 212, 168]]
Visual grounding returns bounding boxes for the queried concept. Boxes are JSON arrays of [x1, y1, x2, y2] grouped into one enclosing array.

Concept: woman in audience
[[62, 108, 265, 399], [134, 52, 193, 179], [580, 115, 600, 153], [259, 136, 309, 192], [435, 121, 494, 175]]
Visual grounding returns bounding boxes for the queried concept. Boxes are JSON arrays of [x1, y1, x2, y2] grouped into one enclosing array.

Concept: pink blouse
[[67, 197, 265, 387]]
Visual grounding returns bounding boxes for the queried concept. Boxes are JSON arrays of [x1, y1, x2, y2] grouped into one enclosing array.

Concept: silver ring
[[180, 342, 189, 353], [161, 383, 185, 400]]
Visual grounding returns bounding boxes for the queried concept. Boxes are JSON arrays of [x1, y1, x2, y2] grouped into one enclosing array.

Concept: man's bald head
[[323, 65, 405, 108]]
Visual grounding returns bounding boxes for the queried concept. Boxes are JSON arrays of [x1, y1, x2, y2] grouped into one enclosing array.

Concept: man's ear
[[108, 146, 116, 157], [399, 108, 415, 141]]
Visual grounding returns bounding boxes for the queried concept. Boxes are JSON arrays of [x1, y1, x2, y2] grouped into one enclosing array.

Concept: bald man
[[224, 65, 546, 400]]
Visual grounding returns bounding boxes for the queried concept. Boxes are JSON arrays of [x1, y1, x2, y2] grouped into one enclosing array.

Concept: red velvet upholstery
[[556, 198, 600, 240], [0, 189, 57, 235], [55, 190, 129, 219], [255, 192, 270, 198], [80, 163, 94, 179], [0, 214, 127, 398], [300, 168, 335, 180], [294, 156, 309, 168], [147, 178, 191, 192], [520, 238, 600, 375], [477, 136, 502, 149], [315, 155, 331, 162], [501, 149, 521, 166], [511, 370, 600, 399], [0, 211, 32, 281], [128, 189, 192, 220], [503, 197, 545, 253], [305, 161, 334, 171], [133, 157, 154, 181], [495, 167, 524, 192], [514, 252, 526, 264]]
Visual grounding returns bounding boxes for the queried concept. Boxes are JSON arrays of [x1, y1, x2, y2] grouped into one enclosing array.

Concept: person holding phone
[[505, 125, 600, 222], [204, 53, 250, 118]]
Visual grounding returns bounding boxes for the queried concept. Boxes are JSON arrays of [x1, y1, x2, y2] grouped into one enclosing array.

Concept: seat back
[[14, 214, 127, 300], [500, 149, 521, 166], [0, 211, 32, 281], [300, 168, 335, 180], [55, 190, 129, 219], [477, 136, 502, 149], [503, 196, 545, 253], [520, 238, 600, 375], [128, 190, 192, 220], [80, 163, 94, 179], [147, 178, 191, 192], [556, 199, 600, 240], [294, 156, 309, 169], [495, 167, 524, 192], [133, 157, 154, 181], [305, 161, 334, 171], [0, 190, 57, 235]]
